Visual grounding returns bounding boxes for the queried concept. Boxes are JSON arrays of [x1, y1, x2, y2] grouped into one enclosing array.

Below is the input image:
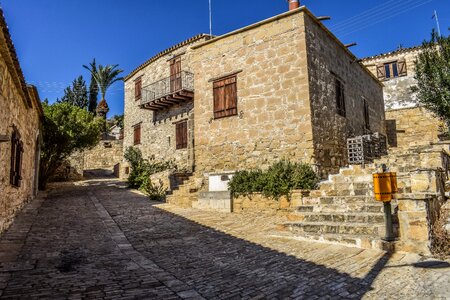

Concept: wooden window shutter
[[364, 99, 370, 130], [10, 128, 22, 187], [10, 131, 16, 186], [335, 78, 346, 117], [176, 121, 187, 149], [397, 60, 407, 77], [135, 78, 142, 100], [134, 124, 141, 145], [213, 75, 237, 119], [376, 64, 386, 80]]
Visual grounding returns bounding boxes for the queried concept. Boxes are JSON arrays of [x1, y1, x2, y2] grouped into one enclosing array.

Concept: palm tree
[[83, 63, 124, 118]]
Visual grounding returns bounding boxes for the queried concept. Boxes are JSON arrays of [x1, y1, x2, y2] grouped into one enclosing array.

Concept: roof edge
[[124, 33, 213, 81]]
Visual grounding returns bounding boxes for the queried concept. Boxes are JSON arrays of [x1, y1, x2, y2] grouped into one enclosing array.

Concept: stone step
[[296, 203, 389, 214], [286, 221, 383, 236], [289, 212, 385, 224], [305, 195, 398, 206], [274, 231, 385, 250]]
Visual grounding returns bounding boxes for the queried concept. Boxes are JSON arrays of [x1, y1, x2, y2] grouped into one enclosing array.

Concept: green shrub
[[124, 147, 176, 193], [140, 178, 167, 201], [229, 159, 318, 200]]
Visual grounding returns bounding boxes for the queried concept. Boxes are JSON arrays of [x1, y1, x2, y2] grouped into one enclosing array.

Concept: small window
[[133, 123, 141, 145], [135, 77, 142, 101], [335, 78, 346, 117], [176, 121, 188, 150], [377, 60, 407, 80], [363, 99, 370, 130], [213, 75, 237, 119], [10, 127, 23, 187]]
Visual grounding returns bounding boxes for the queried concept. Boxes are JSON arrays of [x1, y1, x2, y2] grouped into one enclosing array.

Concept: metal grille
[[347, 133, 388, 165]]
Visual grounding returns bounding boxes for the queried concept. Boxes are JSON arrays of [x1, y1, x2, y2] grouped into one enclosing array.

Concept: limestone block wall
[[123, 36, 209, 171], [232, 190, 309, 214], [0, 57, 41, 233], [304, 13, 385, 177], [386, 107, 443, 148], [82, 140, 124, 172], [191, 11, 314, 182], [362, 47, 421, 110]]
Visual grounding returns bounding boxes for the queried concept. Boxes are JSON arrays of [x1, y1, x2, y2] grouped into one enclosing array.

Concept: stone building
[[0, 9, 43, 232], [124, 34, 212, 172], [362, 46, 443, 148], [123, 4, 385, 206]]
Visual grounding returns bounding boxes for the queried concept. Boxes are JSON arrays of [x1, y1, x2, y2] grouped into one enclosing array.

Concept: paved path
[[0, 179, 448, 299]]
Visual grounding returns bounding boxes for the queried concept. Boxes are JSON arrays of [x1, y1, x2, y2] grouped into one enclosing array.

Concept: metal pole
[[209, 0, 213, 36], [383, 201, 395, 241]]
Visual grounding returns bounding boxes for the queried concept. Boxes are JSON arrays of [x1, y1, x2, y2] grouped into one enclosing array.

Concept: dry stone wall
[[386, 107, 443, 149], [191, 11, 314, 184], [304, 13, 385, 177], [0, 54, 41, 233]]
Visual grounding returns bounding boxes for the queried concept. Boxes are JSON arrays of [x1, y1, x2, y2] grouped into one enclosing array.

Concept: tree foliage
[[57, 76, 88, 109], [108, 114, 124, 130], [39, 102, 103, 189], [413, 31, 450, 126], [87, 58, 99, 114], [83, 63, 124, 102]]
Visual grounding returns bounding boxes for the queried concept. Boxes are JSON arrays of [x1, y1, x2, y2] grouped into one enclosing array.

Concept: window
[[135, 77, 142, 101], [176, 121, 188, 150], [10, 127, 23, 187], [213, 75, 237, 119], [133, 123, 141, 145], [363, 99, 370, 130], [335, 78, 346, 117], [377, 60, 407, 80]]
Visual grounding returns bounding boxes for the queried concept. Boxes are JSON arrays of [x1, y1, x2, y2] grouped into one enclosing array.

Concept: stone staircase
[[165, 173, 200, 208], [278, 143, 448, 250]]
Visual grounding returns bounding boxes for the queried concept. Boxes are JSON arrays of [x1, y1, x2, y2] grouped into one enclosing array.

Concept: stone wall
[[54, 139, 124, 180], [362, 47, 421, 110], [232, 190, 310, 215], [304, 13, 385, 177], [191, 10, 314, 186], [0, 54, 41, 232], [386, 107, 443, 149], [123, 35, 209, 172]]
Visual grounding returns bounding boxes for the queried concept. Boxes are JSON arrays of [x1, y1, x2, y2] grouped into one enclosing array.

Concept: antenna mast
[[433, 10, 441, 37], [209, 0, 213, 36]]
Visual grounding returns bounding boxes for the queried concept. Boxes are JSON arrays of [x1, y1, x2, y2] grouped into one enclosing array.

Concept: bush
[[229, 159, 318, 200], [430, 209, 450, 259], [124, 147, 176, 194], [140, 178, 167, 201]]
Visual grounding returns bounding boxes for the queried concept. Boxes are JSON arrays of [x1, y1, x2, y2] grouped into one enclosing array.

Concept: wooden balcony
[[140, 71, 194, 111]]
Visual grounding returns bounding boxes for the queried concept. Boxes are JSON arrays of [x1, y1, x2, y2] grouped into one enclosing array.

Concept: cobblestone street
[[0, 179, 448, 299]]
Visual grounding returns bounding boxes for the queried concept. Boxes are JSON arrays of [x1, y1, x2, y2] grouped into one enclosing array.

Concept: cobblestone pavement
[[0, 179, 449, 299]]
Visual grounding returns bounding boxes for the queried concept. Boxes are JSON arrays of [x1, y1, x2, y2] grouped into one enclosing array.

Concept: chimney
[[289, 0, 300, 11]]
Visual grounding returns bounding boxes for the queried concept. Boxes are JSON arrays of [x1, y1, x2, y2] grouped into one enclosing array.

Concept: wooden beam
[[0, 135, 9, 142]]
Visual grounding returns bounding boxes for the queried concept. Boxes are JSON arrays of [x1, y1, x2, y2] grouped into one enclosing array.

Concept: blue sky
[[2, 0, 449, 117]]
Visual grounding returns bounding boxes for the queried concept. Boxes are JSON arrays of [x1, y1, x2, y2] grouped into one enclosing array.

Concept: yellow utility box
[[373, 172, 397, 202]]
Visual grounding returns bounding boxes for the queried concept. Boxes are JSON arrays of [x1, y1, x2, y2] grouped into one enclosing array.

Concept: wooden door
[[170, 57, 182, 92]]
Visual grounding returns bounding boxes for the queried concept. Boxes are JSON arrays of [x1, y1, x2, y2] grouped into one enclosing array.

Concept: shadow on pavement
[[87, 179, 395, 299]]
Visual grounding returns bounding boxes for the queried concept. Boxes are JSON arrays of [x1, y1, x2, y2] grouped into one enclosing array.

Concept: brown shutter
[[170, 57, 182, 92], [376, 64, 386, 80], [397, 60, 407, 77], [213, 75, 237, 119], [175, 121, 188, 149], [135, 78, 142, 100], [134, 124, 141, 145], [10, 131, 16, 185]]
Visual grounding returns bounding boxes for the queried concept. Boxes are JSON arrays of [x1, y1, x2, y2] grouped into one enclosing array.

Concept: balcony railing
[[140, 71, 194, 110]]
